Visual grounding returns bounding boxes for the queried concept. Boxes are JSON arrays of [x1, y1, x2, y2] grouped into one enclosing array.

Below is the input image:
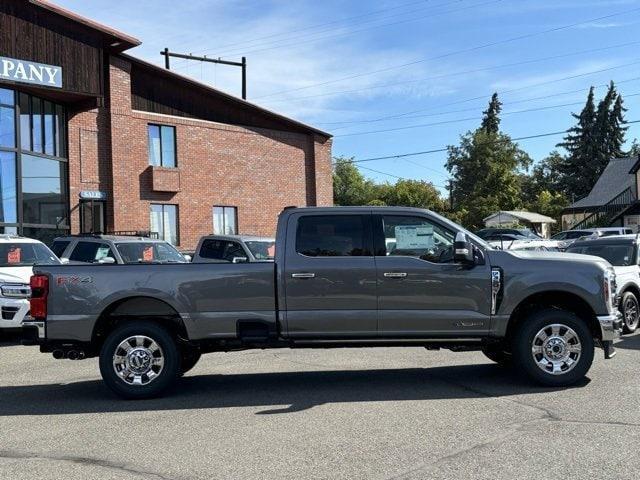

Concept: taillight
[[29, 274, 49, 320]]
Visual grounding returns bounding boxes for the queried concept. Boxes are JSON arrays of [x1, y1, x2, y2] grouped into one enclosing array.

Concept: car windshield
[[566, 244, 635, 266], [0, 242, 60, 267], [245, 240, 275, 260], [115, 242, 187, 264]]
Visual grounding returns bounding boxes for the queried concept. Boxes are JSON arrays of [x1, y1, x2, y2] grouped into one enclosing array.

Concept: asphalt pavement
[[1, 332, 639, 479]]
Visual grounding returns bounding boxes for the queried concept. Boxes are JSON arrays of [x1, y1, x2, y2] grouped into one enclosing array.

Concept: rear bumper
[[597, 312, 623, 342]]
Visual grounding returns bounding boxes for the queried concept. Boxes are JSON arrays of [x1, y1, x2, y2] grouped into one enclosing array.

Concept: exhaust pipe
[[52, 350, 65, 359]]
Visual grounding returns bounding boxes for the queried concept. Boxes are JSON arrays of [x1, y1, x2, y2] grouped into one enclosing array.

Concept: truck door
[[283, 212, 378, 338], [374, 214, 491, 337]]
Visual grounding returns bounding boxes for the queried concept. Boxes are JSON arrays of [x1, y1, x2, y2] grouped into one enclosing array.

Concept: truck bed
[[36, 262, 276, 342]]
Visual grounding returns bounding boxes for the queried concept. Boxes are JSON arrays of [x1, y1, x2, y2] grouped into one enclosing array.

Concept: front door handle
[[383, 272, 407, 278], [291, 272, 316, 279]]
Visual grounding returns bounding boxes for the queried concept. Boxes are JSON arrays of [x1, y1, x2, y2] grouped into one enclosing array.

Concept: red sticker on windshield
[[142, 246, 154, 261], [7, 247, 21, 264]]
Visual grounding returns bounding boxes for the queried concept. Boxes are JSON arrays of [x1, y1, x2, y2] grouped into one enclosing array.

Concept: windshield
[[0, 242, 60, 267], [566, 244, 636, 266], [428, 211, 494, 250], [115, 242, 187, 264], [245, 240, 275, 260]]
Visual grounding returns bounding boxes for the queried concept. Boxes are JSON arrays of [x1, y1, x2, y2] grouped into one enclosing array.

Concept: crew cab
[[0, 235, 60, 331], [23, 207, 622, 399]]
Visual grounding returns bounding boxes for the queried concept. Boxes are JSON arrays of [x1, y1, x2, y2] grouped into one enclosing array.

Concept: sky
[[56, 0, 640, 194]]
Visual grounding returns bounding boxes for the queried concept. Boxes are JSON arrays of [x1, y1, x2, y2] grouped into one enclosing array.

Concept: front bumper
[[0, 298, 30, 329], [597, 312, 623, 342]]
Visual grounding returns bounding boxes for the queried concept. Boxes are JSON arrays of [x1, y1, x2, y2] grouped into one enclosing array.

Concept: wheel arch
[[91, 296, 188, 348], [618, 282, 640, 307], [506, 290, 601, 343]]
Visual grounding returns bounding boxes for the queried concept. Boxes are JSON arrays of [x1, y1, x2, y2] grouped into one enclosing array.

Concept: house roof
[[29, 0, 141, 51], [483, 211, 557, 224], [568, 156, 636, 209]]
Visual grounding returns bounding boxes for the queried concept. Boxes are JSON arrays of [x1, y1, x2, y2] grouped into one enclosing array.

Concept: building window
[[150, 204, 178, 245], [213, 206, 237, 235], [0, 87, 68, 243], [148, 124, 176, 168]]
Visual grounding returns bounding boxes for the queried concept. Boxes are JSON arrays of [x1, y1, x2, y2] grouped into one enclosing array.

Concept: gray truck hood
[[488, 250, 612, 272]]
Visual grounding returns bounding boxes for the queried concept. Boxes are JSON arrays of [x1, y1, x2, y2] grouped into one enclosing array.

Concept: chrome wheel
[[531, 324, 582, 376], [112, 335, 164, 386], [623, 296, 639, 330]]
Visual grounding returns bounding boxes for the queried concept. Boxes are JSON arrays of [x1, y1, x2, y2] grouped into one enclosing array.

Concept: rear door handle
[[384, 272, 407, 278], [291, 272, 316, 279]]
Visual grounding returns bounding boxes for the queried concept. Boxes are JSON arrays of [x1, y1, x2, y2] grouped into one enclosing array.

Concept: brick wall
[[66, 55, 333, 249]]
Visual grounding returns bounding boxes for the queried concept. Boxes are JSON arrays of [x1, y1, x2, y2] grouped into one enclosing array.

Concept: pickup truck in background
[[23, 207, 622, 399]]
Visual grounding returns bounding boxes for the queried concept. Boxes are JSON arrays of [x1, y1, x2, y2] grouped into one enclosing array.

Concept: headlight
[[0, 283, 31, 298], [603, 269, 617, 312]]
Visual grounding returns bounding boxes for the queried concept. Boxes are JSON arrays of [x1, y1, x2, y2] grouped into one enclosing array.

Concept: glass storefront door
[[80, 200, 106, 234], [0, 86, 69, 243]]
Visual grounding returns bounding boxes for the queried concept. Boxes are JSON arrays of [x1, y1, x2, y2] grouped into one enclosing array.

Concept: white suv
[[0, 235, 60, 331]]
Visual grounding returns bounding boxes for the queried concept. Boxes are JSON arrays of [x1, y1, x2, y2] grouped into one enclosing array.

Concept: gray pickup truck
[[23, 207, 622, 399]]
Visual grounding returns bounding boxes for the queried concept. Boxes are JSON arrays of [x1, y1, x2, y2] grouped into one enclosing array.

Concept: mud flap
[[603, 341, 617, 359]]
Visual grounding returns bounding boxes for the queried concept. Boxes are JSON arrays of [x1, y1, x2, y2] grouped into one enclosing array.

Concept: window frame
[[213, 206, 238, 235], [150, 203, 179, 245], [294, 214, 374, 258], [147, 123, 177, 168], [0, 88, 69, 241]]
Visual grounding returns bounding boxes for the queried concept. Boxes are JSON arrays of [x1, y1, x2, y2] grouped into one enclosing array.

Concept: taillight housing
[[29, 274, 49, 320]]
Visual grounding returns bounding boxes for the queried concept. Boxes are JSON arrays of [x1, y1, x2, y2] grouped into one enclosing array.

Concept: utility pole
[[160, 48, 247, 100]]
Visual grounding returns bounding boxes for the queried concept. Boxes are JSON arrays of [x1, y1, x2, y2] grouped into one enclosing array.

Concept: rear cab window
[[198, 239, 247, 262], [295, 215, 371, 257], [50, 240, 70, 258]]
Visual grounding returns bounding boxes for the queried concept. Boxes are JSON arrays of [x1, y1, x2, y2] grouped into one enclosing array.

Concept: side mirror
[[183, 254, 192, 262], [98, 256, 116, 264], [232, 256, 249, 264], [60, 258, 69, 265], [453, 232, 475, 264]]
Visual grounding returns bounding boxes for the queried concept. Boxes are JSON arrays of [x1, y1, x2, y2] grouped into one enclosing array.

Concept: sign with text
[[79, 190, 107, 200], [0, 56, 62, 89], [395, 225, 434, 250]]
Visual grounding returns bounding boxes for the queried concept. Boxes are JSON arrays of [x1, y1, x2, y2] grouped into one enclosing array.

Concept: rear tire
[[621, 291, 639, 334], [481, 344, 512, 366], [512, 308, 594, 387], [99, 321, 180, 399]]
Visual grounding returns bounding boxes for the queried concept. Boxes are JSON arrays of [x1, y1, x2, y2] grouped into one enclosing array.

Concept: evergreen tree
[[446, 93, 531, 229], [608, 93, 628, 158], [480, 92, 502, 134]]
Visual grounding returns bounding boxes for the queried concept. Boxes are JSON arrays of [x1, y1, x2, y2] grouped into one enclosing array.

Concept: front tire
[[99, 321, 180, 399], [512, 309, 594, 387], [621, 291, 639, 334]]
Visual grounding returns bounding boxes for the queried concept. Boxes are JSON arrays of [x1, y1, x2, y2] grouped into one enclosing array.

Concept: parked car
[[476, 228, 541, 240], [554, 228, 633, 250], [51, 235, 189, 265], [24, 206, 622, 399], [0, 235, 60, 331], [193, 235, 276, 263], [488, 239, 560, 251], [566, 235, 640, 333]]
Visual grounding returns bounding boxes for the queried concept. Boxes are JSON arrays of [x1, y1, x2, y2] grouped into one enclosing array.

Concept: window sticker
[[7, 247, 21, 264], [95, 247, 110, 260], [142, 245, 154, 262], [267, 244, 276, 257], [395, 225, 434, 249]]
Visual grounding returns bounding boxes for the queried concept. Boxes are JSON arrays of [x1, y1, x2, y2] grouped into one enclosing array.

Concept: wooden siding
[[0, 0, 104, 97], [130, 60, 322, 135]]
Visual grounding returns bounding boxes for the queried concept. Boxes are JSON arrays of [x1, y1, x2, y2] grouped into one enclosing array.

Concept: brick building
[[0, 0, 332, 248]]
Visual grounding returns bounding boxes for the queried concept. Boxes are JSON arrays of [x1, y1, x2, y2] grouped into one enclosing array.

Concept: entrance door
[[374, 214, 492, 337], [283, 212, 378, 338], [80, 200, 105, 234]]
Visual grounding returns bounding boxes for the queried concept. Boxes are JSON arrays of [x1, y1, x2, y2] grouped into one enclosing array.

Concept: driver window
[[381, 216, 454, 263]]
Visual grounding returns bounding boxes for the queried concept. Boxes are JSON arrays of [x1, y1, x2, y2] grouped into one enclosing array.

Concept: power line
[[320, 75, 640, 127], [356, 164, 448, 188], [330, 59, 640, 129], [334, 91, 640, 138], [340, 120, 640, 166], [265, 41, 640, 105], [212, 0, 494, 60], [169, 0, 435, 62], [255, 6, 640, 100]]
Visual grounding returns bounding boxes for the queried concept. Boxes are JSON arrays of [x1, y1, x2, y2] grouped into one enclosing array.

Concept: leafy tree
[[446, 93, 531, 230], [332, 157, 379, 206], [380, 179, 445, 212]]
